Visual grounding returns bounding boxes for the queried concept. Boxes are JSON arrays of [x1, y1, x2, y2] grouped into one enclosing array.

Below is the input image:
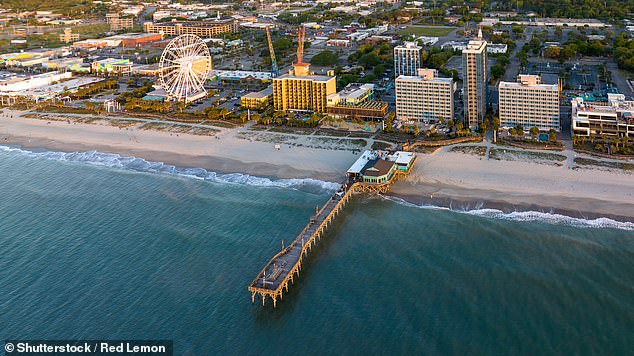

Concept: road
[[606, 60, 633, 99], [502, 27, 534, 83]]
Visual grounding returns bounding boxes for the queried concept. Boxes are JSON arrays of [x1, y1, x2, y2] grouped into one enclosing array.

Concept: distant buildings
[[395, 69, 454, 123], [442, 41, 468, 51], [394, 42, 422, 77], [59, 28, 79, 44], [486, 43, 508, 54], [462, 31, 487, 129], [143, 20, 238, 37], [72, 33, 162, 49], [498, 18, 607, 28], [130, 64, 168, 77], [0, 72, 105, 102], [91, 59, 133, 75], [0, 71, 71, 93], [106, 13, 135, 32], [416, 36, 439, 46], [498, 75, 560, 131], [326, 39, 352, 47], [572, 94, 634, 138], [210, 70, 272, 82], [443, 41, 506, 54], [272, 63, 336, 113]]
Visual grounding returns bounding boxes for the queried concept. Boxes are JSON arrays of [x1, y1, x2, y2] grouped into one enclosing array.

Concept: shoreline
[[2, 110, 634, 224], [1, 134, 344, 183], [388, 191, 634, 224], [4, 137, 634, 224]]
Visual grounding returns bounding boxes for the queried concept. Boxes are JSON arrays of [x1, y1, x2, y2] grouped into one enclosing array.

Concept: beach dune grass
[[575, 157, 634, 171]]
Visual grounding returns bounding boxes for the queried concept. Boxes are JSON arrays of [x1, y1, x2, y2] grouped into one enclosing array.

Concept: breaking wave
[[0, 145, 340, 193], [382, 195, 634, 231]]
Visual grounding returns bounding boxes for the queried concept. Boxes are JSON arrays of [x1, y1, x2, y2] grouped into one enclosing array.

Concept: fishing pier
[[248, 150, 415, 308]]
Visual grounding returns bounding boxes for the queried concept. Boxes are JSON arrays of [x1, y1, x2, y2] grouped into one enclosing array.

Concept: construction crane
[[296, 25, 306, 65], [265, 26, 279, 77]]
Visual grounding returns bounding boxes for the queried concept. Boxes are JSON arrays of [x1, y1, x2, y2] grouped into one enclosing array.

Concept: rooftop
[[275, 73, 334, 82], [148, 19, 235, 27], [396, 74, 453, 83], [210, 70, 272, 81], [243, 86, 273, 99], [362, 159, 393, 177]]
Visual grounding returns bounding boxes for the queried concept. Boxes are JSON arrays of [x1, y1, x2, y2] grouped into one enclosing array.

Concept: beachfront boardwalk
[[248, 150, 415, 308]]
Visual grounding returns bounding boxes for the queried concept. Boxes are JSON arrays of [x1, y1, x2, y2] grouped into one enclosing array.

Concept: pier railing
[[248, 156, 415, 308]]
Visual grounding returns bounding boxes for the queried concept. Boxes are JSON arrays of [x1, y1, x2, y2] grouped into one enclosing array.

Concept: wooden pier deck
[[248, 179, 356, 308], [248, 152, 415, 308]]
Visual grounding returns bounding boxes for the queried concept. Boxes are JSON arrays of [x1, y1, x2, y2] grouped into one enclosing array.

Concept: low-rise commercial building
[[498, 74, 560, 131], [571, 94, 634, 138], [241, 86, 273, 110], [0, 71, 72, 93], [91, 58, 133, 74], [131, 64, 167, 76], [346, 150, 415, 185], [326, 83, 388, 120], [499, 18, 607, 28]]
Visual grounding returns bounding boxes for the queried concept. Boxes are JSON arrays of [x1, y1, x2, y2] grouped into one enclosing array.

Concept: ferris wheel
[[158, 34, 212, 103]]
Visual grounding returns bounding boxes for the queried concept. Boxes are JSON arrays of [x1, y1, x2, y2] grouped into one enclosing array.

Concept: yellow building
[[241, 86, 273, 110], [272, 63, 336, 113], [143, 20, 237, 37]]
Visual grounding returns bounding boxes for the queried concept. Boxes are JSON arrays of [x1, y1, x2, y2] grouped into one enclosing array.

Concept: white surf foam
[[0, 145, 340, 193], [381, 195, 634, 231]]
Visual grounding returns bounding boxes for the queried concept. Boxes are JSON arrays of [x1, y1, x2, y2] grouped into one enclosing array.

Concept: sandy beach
[[0, 109, 361, 182], [1, 108, 634, 221], [391, 145, 634, 220]]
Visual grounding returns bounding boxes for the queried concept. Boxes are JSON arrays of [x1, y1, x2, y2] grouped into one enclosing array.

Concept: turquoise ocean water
[[0, 146, 633, 355]]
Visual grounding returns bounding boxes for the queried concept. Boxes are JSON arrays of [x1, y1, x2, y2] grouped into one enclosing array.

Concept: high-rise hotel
[[394, 42, 423, 77], [272, 62, 336, 113], [395, 69, 454, 123], [462, 31, 487, 130], [498, 75, 560, 131]]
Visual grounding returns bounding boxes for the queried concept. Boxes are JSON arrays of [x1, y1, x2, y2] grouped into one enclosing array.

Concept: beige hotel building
[[498, 74, 560, 131], [395, 69, 454, 123]]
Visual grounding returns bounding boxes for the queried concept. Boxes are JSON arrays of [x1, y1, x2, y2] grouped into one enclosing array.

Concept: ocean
[[0, 146, 633, 355]]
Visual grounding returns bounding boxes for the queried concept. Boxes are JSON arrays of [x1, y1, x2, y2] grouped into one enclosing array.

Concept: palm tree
[[492, 117, 500, 143], [480, 119, 489, 137], [530, 126, 539, 140]]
